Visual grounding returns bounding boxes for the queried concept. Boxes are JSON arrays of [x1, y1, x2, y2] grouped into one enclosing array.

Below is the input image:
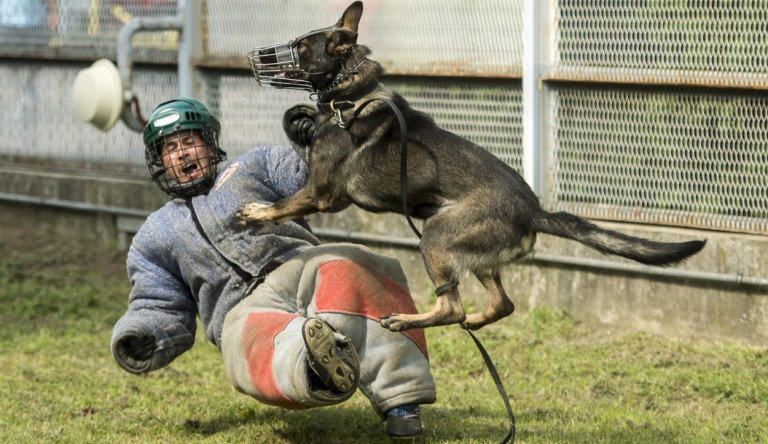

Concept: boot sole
[[302, 318, 357, 392]]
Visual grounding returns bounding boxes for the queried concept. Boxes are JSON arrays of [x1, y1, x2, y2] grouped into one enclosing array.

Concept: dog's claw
[[237, 202, 276, 224], [380, 313, 410, 332]]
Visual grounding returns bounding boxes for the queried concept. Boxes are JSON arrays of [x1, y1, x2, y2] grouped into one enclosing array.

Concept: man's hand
[[113, 333, 157, 374], [283, 104, 317, 147], [119, 334, 156, 360]]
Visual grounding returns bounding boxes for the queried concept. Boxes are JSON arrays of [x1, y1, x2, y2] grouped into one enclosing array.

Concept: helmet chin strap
[[166, 176, 214, 198]]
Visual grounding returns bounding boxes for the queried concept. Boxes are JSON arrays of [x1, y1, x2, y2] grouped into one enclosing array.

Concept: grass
[[1, 225, 766, 443]]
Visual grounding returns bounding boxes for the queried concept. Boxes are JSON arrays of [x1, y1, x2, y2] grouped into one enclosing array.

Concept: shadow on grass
[[182, 405, 387, 443], [182, 402, 712, 444], [177, 403, 689, 443], [181, 403, 523, 443]]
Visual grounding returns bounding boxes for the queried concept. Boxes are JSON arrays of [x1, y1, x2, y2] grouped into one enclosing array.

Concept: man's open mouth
[[179, 163, 202, 180]]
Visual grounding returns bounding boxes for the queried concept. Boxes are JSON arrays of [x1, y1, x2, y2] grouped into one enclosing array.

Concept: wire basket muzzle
[[247, 41, 314, 92]]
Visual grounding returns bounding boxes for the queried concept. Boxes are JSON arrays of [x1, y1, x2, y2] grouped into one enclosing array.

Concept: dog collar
[[316, 100, 356, 114], [316, 99, 356, 128], [316, 80, 380, 129], [316, 79, 379, 113], [314, 58, 368, 102]]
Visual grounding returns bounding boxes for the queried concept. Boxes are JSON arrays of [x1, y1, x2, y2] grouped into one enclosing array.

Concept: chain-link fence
[[550, 84, 768, 234], [549, 0, 768, 234], [0, 0, 765, 234]]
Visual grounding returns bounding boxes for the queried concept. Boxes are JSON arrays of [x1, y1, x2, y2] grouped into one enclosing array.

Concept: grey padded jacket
[[111, 145, 319, 374]]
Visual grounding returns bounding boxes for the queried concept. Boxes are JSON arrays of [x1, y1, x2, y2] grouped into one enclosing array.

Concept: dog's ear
[[336, 1, 363, 33], [329, 2, 363, 56], [328, 29, 358, 57]]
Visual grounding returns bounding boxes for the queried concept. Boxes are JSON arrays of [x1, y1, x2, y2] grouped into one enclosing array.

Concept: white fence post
[[522, 0, 553, 205], [178, 0, 203, 99]]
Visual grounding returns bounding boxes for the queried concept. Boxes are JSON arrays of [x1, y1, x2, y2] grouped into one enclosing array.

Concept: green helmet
[[144, 98, 227, 198]]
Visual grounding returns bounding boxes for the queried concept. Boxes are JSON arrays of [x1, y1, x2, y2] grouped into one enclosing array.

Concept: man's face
[[160, 130, 215, 184]]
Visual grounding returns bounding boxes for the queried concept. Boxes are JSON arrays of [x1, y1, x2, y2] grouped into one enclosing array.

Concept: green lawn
[[1, 226, 766, 443]]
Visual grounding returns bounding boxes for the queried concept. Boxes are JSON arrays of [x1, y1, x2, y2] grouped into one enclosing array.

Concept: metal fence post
[[115, 1, 186, 131], [178, 0, 203, 99], [522, 0, 543, 199], [523, 0, 556, 209]]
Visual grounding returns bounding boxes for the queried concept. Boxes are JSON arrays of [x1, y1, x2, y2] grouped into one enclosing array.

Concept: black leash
[[326, 96, 515, 443], [466, 328, 516, 444], [326, 97, 422, 237]]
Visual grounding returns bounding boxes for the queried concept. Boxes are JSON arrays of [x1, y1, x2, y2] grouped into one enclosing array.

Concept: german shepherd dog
[[237, 1, 706, 331]]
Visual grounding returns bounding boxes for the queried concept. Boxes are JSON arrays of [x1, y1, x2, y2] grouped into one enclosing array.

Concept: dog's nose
[[258, 47, 278, 65]]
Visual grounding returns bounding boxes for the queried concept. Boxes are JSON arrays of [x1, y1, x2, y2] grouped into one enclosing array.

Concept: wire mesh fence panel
[[0, 0, 178, 62], [384, 77, 524, 172], [550, 84, 768, 234], [203, 71, 306, 159], [0, 61, 177, 174], [205, 0, 523, 76], [1, 0, 522, 75], [203, 72, 524, 173], [555, 0, 768, 87], [0, 62, 521, 178]]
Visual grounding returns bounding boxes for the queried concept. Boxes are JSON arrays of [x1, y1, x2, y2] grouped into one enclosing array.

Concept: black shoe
[[302, 318, 359, 393], [386, 404, 423, 438]]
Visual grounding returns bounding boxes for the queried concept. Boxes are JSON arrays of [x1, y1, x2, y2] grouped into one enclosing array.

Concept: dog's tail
[[531, 211, 706, 266]]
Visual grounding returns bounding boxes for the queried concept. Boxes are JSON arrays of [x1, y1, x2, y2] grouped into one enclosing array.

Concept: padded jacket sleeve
[[110, 242, 197, 375]]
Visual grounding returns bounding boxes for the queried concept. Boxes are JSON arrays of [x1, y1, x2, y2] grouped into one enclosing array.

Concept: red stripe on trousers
[[241, 312, 307, 409], [314, 259, 429, 359]]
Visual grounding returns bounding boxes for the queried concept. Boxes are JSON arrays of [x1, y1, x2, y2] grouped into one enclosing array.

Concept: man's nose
[[170, 150, 186, 162], [173, 145, 193, 159]]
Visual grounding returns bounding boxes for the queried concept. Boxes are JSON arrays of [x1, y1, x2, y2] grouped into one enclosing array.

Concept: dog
[[237, 1, 706, 332]]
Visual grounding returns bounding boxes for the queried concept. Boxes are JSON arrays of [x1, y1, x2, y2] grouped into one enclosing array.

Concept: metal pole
[[116, 3, 185, 131], [178, 0, 202, 99], [522, 0, 543, 196]]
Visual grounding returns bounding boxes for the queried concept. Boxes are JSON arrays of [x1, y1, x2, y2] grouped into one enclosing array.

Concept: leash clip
[[330, 99, 347, 128]]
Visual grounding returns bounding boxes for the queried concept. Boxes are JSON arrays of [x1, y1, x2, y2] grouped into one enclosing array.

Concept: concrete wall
[[2, 165, 766, 347], [310, 203, 768, 347]]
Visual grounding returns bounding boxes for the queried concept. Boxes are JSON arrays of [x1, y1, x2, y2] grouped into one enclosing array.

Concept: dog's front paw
[[237, 202, 276, 225], [380, 313, 413, 332], [283, 104, 317, 147]]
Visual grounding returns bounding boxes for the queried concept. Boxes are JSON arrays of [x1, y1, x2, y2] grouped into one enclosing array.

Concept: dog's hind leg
[[380, 245, 467, 331], [462, 271, 515, 330]]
